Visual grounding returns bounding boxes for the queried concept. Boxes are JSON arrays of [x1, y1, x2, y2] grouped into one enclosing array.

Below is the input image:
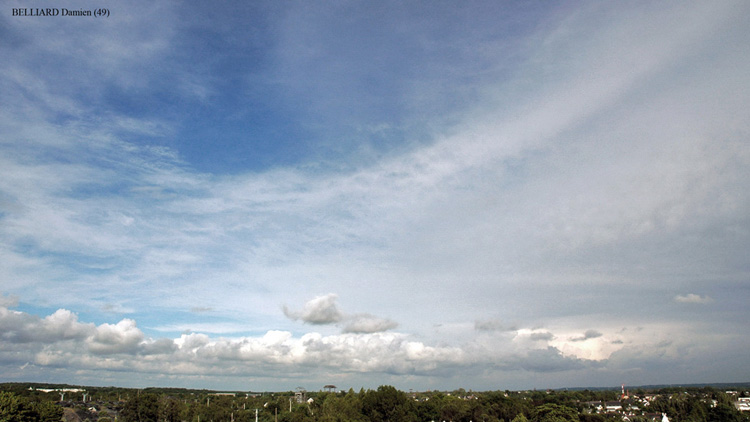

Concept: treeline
[[643, 390, 746, 422], [1, 383, 748, 422], [0, 391, 63, 422]]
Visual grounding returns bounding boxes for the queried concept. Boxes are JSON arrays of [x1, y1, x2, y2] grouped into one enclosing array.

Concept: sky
[[1, 0, 749, 393]]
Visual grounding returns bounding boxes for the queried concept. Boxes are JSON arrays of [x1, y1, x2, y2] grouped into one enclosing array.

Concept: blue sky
[[1, 0, 749, 392]]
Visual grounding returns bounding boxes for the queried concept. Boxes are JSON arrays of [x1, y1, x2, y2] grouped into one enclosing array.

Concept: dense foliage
[[0, 383, 747, 422], [0, 391, 63, 422]]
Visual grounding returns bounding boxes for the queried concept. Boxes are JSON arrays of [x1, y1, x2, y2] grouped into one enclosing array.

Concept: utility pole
[[255, 408, 259, 422]]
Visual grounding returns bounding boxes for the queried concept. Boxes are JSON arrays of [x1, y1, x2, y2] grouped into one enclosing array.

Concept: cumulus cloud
[[0, 308, 40, 343], [40, 309, 94, 341], [284, 294, 397, 333], [0, 305, 161, 362], [2, 305, 742, 390], [0, 306, 602, 382], [174, 332, 211, 352], [343, 314, 398, 334], [140, 338, 178, 355], [0, 305, 457, 378], [0, 307, 94, 343], [674, 294, 713, 304], [283, 294, 343, 325], [87, 319, 144, 355]]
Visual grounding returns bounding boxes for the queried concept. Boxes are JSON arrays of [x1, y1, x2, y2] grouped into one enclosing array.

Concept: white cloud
[[283, 294, 343, 325], [0, 305, 587, 381], [674, 294, 713, 304], [0, 306, 94, 344], [343, 314, 398, 334], [140, 338, 178, 355], [0, 303, 747, 390], [284, 295, 397, 334], [87, 319, 144, 355], [40, 309, 94, 341], [174, 333, 211, 352]]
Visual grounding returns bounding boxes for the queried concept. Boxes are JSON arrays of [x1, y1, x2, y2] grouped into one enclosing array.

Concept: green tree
[[159, 396, 183, 422], [414, 397, 440, 422], [0, 391, 37, 422], [97, 409, 113, 422], [511, 413, 529, 422], [31, 400, 63, 422], [121, 392, 160, 422], [707, 403, 745, 422], [439, 395, 468, 422], [530, 403, 578, 422], [361, 386, 416, 422], [318, 390, 366, 422], [481, 391, 530, 421]]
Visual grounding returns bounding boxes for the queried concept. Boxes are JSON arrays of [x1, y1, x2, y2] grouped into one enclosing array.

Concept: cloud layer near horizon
[[2, 300, 733, 390], [1, 0, 749, 391]]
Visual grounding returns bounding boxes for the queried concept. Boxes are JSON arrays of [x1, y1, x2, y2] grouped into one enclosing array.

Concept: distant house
[[605, 401, 623, 412], [583, 401, 604, 413], [638, 414, 666, 422]]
